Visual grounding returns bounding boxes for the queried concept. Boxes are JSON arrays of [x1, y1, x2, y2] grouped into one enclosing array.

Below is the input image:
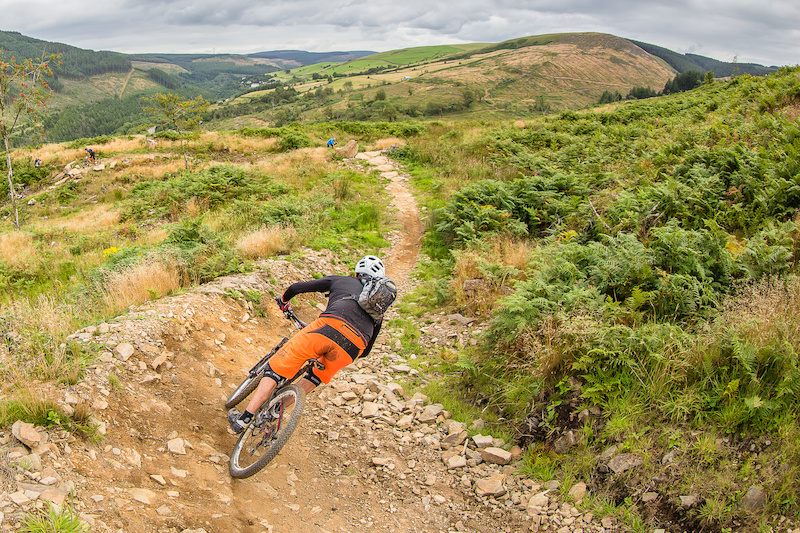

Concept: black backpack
[[355, 276, 397, 321]]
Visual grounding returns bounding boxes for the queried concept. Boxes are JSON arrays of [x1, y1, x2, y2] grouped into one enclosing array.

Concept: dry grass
[[122, 158, 185, 178], [203, 132, 279, 153], [143, 228, 170, 245], [253, 147, 332, 187], [492, 235, 534, 272], [451, 255, 498, 314], [452, 250, 483, 288], [235, 225, 299, 259], [11, 142, 74, 167], [0, 386, 59, 423], [0, 231, 37, 269], [100, 257, 183, 313], [716, 276, 800, 347], [184, 197, 209, 218], [91, 137, 145, 153], [371, 138, 406, 150], [34, 204, 121, 233], [0, 295, 80, 381], [9, 294, 72, 339], [781, 104, 800, 123], [449, 236, 533, 315]]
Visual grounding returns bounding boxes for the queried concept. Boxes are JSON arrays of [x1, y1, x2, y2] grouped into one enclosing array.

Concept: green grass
[[365, 45, 483, 66], [20, 499, 88, 533], [0, 396, 62, 427], [377, 67, 800, 531], [520, 447, 560, 480], [274, 44, 487, 84]]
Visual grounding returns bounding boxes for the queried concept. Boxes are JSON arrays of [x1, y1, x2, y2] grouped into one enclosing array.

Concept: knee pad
[[262, 362, 288, 388], [303, 367, 322, 387]]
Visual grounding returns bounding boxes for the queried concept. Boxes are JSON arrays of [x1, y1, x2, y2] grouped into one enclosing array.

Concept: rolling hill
[[0, 29, 779, 143], [212, 33, 683, 128]]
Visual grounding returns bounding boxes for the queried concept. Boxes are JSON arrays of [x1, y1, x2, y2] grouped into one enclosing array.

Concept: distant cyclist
[[84, 147, 96, 165], [228, 255, 393, 433], [326, 137, 336, 148]]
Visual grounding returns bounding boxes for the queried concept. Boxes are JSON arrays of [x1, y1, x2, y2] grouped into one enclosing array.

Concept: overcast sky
[[1, 1, 798, 67]]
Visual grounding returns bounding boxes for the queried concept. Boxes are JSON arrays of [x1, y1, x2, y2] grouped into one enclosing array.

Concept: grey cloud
[[1, 0, 796, 65]]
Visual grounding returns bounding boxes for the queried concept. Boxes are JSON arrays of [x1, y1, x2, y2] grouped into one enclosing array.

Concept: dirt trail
[[380, 159, 423, 284], [0, 150, 543, 533], [119, 68, 135, 98]]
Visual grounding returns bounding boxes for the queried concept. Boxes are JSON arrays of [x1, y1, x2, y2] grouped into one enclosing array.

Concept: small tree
[[143, 93, 209, 169], [0, 50, 59, 230]]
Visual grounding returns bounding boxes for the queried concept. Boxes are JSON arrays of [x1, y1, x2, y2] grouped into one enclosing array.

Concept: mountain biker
[[326, 137, 336, 148], [228, 255, 391, 434], [85, 147, 96, 164]]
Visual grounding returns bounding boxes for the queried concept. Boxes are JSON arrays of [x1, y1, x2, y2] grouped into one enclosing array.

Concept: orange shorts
[[268, 316, 367, 384]]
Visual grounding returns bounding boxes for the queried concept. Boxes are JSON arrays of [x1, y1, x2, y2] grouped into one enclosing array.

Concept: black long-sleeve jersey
[[282, 275, 382, 358]]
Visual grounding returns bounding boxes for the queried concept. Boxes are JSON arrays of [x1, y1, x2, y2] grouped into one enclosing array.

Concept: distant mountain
[[210, 32, 679, 130], [247, 50, 376, 67]]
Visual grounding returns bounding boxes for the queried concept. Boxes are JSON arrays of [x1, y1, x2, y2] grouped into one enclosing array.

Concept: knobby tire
[[225, 338, 289, 409], [225, 363, 266, 409], [229, 384, 306, 479]]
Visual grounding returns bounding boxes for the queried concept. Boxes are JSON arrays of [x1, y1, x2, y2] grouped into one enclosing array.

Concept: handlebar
[[275, 297, 307, 329]]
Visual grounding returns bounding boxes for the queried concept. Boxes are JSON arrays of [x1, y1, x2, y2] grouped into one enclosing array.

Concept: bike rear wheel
[[229, 383, 306, 479]]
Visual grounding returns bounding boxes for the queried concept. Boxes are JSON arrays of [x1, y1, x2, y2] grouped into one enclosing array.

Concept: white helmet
[[355, 255, 385, 278]]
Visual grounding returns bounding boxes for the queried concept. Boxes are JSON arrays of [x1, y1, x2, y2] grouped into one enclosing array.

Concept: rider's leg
[[296, 377, 317, 394], [228, 370, 281, 433], [275, 377, 317, 410], [244, 375, 278, 416]]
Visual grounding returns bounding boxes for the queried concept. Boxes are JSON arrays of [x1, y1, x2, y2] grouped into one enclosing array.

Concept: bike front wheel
[[225, 364, 266, 409], [225, 338, 289, 409], [229, 384, 306, 479]]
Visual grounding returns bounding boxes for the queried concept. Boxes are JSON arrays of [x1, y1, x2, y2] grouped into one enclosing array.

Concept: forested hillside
[[128, 54, 281, 93], [630, 39, 778, 76], [0, 30, 130, 86]]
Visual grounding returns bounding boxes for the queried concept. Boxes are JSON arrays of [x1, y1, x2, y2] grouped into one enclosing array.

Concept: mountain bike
[[226, 298, 323, 479], [81, 156, 101, 168]]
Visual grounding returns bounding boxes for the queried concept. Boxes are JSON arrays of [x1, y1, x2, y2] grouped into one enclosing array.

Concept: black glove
[[276, 297, 291, 312]]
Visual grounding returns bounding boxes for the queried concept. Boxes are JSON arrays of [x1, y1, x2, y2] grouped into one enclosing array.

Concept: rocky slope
[[0, 151, 622, 532]]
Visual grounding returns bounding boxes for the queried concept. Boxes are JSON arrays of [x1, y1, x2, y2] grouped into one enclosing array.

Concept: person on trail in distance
[[326, 137, 336, 148], [228, 255, 393, 434], [85, 147, 96, 164]]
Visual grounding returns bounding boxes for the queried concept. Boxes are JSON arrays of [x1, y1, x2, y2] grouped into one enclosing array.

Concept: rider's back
[[285, 275, 376, 338]]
